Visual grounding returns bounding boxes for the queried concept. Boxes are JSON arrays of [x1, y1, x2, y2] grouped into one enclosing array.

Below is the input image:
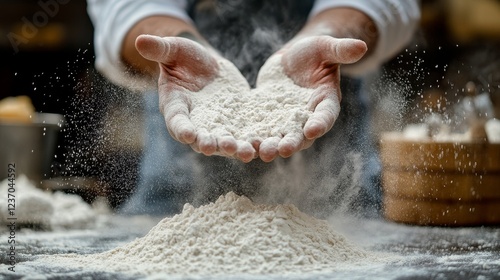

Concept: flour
[[401, 122, 497, 143], [41, 192, 393, 277], [0, 175, 98, 230], [485, 118, 500, 143], [190, 55, 313, 140]]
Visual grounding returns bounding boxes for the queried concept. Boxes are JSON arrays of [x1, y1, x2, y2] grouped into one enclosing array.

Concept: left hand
[[257, 36, 367, 162], [135, 35, 256, 162]]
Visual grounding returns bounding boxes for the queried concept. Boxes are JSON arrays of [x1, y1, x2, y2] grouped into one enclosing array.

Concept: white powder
[[401, 121, 473, 143], [485, 118, 500, 143], [0, 175, 98, 230], [41, 192, 393, 277], [190, 55, 313, 140]]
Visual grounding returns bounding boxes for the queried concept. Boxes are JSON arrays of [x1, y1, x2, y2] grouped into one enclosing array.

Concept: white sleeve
[[310, 0, 421, 77], [86, 0, 190, 90]]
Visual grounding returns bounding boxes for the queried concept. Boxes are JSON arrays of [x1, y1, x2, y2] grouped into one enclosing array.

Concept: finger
[[301, 138, 315, 150], [330, 38, 367, 65], [167, 114, 197, 144], [196, 129, 217, 156], [190, 142, 201, 153], [216, 134, 238, 156], [161, 91, 196, 144], [235, 140, 256, 163], [284, 36, 367, 69], [244, 133, 263, 155], [259, 137, 281, 162], [136, 35, 216, 69], [135, 34, 172, 63], [278, 133, 304, 158], [281, 37, 366, 88], [304, 96, 340, 140]]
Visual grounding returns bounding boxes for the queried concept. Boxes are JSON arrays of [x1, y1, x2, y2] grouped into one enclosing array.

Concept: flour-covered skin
[[189, 55, 313, 162], [136, 35, 255, 161], [135, 35, 366, 162], [259, 36, 367, 161]]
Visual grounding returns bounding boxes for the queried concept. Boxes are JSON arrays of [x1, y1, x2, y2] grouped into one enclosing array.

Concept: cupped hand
[[135, 34, 256, 162], [256, 36, 367, 162]]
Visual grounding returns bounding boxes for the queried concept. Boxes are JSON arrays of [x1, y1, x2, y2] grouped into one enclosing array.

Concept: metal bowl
[[0, 113, 65, 185]]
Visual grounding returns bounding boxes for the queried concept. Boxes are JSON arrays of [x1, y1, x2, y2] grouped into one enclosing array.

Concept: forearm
[[296, 8, 378, 56], [122, 16, 207, 77]]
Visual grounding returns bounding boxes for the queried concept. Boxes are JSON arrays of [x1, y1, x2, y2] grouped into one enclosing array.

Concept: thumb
[[135, 34, 172, 63], [135, 34, 219, 89], [329, 38, 367, 65]]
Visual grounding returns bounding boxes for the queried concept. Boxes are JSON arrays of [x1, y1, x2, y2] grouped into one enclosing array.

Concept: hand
[[135, 35, 257, 162], [256, 36, 367, 162]]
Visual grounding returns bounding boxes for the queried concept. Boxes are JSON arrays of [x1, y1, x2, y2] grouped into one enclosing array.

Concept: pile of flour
[[42, 192, 390, 277], [190, 55, 313, 140], [0, 175, 98, 230]]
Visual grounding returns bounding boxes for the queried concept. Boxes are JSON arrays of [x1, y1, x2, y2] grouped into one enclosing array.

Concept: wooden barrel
[[380, 132, 500, 226]]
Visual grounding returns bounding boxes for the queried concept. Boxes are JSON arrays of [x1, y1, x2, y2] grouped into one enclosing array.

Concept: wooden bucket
[[380, 132, 500, 226]]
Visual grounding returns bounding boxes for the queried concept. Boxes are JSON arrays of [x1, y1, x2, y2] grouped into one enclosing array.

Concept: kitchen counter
[[0, 214, 499, 279]]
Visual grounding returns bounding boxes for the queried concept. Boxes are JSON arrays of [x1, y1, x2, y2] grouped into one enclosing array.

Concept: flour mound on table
[[190, 55, 313, 140], [0, 175, 97, 230], [43, 192, 384, 277]]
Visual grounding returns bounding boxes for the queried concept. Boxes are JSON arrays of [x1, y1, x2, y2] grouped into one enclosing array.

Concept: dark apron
[[119, 0, 381, 218]]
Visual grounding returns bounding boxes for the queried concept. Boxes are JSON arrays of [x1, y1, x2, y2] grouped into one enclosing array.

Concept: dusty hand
[[257, 36, 367, 162], [135, 35, 256, 162]]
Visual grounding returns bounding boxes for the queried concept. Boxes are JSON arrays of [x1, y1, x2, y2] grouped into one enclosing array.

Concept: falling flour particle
[[41, 192, 393, 277], [190, 55, 313, 140]]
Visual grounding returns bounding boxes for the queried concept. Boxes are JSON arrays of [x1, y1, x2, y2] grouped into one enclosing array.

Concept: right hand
[[135, 35, 257, 162], [257, 36, 367, 162]]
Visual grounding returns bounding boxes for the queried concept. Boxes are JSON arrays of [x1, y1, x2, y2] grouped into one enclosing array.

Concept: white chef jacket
[[87, 0, 420, 90]]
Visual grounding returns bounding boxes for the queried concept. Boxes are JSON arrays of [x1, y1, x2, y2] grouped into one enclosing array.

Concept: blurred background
[[0, 0, 143, 208], [1, 0, 499, 211]]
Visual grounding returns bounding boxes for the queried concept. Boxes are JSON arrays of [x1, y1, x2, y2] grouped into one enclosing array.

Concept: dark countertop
[[0, 215, 499, 280]]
